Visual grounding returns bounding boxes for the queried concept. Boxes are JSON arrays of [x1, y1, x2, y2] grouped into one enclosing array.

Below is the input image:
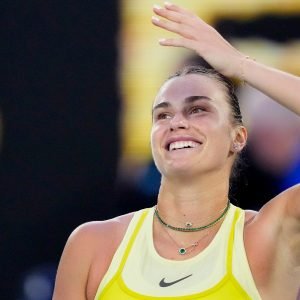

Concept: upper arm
[[52, 213, 134, 300], [285, 184, 300, 221], [284, 185, 300, 266], [258, 184, 300, 226], [258, 184, 300, 266], [52, 224, 98, 300]]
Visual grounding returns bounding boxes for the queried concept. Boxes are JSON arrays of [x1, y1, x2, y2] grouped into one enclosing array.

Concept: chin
[[162, 162, 200, 179]]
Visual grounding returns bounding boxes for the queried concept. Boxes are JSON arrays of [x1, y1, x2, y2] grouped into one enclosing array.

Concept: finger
[[159, 37, 199, 52], [152, 16, 195, 40], [153, 5, 192, 25], [163, 2, 209, 28], [164, 2, 196, 18]]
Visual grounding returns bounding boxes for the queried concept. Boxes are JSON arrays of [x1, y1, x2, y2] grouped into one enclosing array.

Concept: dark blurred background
[[0, 1, 119, 298], [0, 1, 300, 299]]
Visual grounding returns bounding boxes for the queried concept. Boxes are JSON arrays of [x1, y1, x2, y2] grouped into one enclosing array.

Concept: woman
[[53, 3, 300, 299]]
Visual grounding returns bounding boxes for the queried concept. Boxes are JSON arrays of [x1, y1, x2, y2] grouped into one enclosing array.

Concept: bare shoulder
[[72, 211, 135, 248], [63, 211, 135, 268], [242, 184, 300, 231], [243, 185, 300, 257], [53, 211, 135, 300]]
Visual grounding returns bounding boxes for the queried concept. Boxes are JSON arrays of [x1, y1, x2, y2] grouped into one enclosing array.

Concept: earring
[[233, 143, 239, 152]]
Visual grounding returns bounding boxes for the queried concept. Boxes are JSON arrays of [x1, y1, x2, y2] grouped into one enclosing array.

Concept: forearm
[[152, 2, 300, 116], [239, 57, 300, 116]]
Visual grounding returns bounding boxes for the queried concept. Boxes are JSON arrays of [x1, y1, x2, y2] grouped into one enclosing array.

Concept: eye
[[157, 112, 172, 120], [190, 106, 205, 114]]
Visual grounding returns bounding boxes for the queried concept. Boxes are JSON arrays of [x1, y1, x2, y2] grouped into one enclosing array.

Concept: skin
[[150, 73, 247, 258], [53, 3, 300, 300]]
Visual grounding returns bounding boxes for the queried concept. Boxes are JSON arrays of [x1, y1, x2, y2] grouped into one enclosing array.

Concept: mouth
[[167, 140, 202, 151]]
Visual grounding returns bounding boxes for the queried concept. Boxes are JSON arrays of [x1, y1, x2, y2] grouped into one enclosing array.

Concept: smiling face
[[151, 73, 242, 180]]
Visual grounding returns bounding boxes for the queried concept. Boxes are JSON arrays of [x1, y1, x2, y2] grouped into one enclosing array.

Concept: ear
[[231, 126, 247, 153]]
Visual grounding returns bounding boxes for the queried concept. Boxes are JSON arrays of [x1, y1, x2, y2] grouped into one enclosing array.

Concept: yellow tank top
[[94, 205, 261, 299]]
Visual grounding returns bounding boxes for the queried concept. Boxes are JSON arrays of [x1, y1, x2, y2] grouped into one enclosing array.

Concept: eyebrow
[[152, 95, 212, 113]]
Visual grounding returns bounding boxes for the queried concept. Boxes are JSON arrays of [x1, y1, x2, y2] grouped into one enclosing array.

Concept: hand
[[152, 2, 245, 78]]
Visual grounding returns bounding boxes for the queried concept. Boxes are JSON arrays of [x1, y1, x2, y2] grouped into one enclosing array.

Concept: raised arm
[[152, 3, 300, 272], [152, 2, 300, 116]]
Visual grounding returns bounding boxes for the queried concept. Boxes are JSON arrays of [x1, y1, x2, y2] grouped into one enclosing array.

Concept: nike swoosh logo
[[159, 274, 193, 287]]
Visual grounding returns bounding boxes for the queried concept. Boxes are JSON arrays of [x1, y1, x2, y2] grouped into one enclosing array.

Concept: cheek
[[150, 126, 161, 156], [200, 119, 232, 148], [192, 114, 226, 134], [150, 129, 164, 173], [150, 126, 158, 147], [151, 121, 166, 140], [214, 129, 233, 155]]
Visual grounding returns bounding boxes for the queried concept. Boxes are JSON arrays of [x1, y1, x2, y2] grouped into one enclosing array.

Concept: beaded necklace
[[154, 200, 230, 232], [154, 201, 230, 255]]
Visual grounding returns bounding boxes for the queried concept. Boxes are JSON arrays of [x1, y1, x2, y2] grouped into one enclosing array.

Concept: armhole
[[232, 209, 262, 300], [93, 209, 149, 298]]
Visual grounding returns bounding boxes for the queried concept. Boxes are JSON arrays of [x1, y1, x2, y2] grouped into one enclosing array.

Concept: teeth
[[169, 141, 200, 151]]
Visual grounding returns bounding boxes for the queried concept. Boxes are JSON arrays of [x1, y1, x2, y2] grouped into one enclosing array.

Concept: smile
[[169, 140, 201, 151]]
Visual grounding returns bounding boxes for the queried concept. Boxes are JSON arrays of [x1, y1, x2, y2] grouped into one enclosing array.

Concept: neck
[[157, 172, 230, 225]]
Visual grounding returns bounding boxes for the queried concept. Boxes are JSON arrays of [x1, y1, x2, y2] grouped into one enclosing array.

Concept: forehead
[[153, 74, 226, 107]]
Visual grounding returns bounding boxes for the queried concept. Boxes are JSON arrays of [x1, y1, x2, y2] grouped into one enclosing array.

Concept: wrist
[[236, 55, 256, 83]]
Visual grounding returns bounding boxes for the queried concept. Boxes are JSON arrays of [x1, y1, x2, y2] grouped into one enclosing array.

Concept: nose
[[170, 113, 189, 131]]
